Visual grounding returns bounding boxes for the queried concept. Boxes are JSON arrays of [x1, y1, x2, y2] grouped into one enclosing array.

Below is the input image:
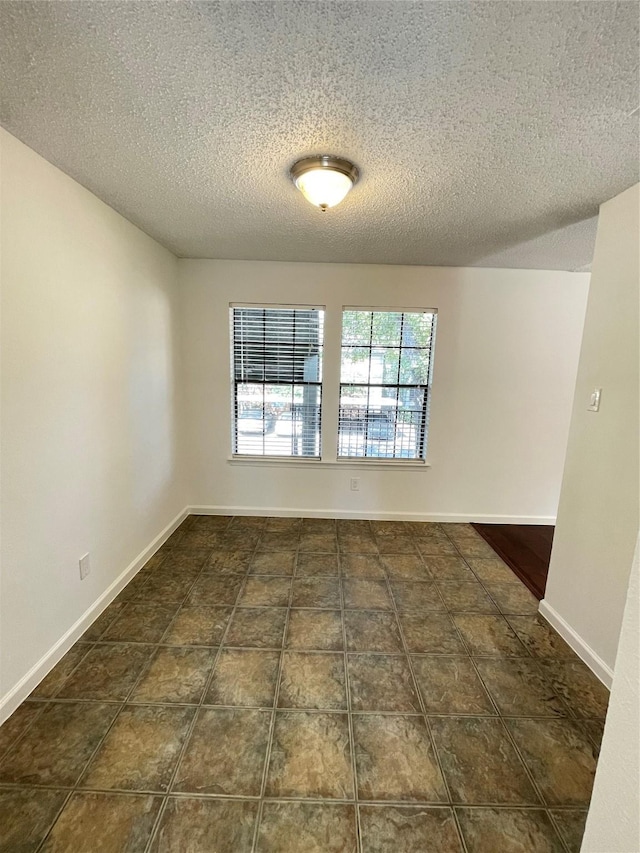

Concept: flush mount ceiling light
[[290, 155, 359, 211]]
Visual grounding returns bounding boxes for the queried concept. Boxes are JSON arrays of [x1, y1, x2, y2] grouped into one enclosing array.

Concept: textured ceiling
[[1, 1, 638, 269]]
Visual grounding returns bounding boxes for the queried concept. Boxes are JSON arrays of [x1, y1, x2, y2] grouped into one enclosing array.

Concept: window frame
[[229, 302, 326, 460], [336, 306, 437, 463], [227, 302, 436, 467]]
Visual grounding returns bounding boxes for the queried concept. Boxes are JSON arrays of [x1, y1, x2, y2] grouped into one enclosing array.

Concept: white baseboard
[[538, 599, 613, 688], [189, 505, 555, 525], [0, 506, 190, 726]]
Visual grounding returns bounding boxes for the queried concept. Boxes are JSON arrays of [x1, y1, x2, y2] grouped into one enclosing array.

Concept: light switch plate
[[588, 388, 602, 412]]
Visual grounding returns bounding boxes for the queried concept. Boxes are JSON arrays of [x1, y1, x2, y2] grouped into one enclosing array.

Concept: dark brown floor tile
[[80, 705, 194, 792], [581, 719, 605, 752], [348, 654, 421, 712], [475, 658, 568, 717], [114, 574, 150, 603], [229, 515, 268, 530], [266, 711, 353, 799], [452, 539, 497, 559], [250, 551, 297, 576], [257, 801, 357, 853], [291, 577, 340, 608], [174, 708, 271, 795], [83, 602, 128, 641], [467, 556, 520, 584], [437, 580, 499, 614], [343, 579, 392, 609], [341, 553, 387, 579], [538, 660, 610, 719], [337, 519, 372, 535], [141, 573, 197, 603], [412, 656, 495, 715], [0, 788, 66, 853], [31, 644, 92, 698], [345, 610, 404, 653], [442, 523, 478, 540], [456, 807, 564, 853], [299, 533, 338, 553], [412, 529, 458, 557], [158, 528, 186, 549], [225, 608, 287, 648], [353, 713, 447, 803], [204, 549, 252, 574], [399, 612, 466, 654], [0, 703, 43, 759], [205, 649, 280, 707], [301, 518, 336, 533], [453, 614, 528, 656], [55, 643, 153, 701], [380, 554, 431, 581], [188, 514, 231, 532], [296, 553, 340, 577], [507, 616, 577, 659], [0, 702, 118, 786], [549, 808, 588, 853], [370, 521, 410, 536], [160, 549, 211, 572], [179, 529, 224, 549], [42, 792, 161, 853], [129, 647, 214, 704], [286, 610, 343, 651], [506, 718, 598, 806], [278, 652, 347, 710], [259, 532, 300, 551], [360, 805, 462, 852], [486, 582, 540, 615], [161, 605, 231, 646], [266, 517, 302, 532], [150, 797, 258, 853], [186, 574, 244, 606], [239, 576, 292, 607], [102, 604, 180, 643], [423, 556, 476, 581], [139, 551, 168, 574], [339, 534, 379, 554], [430, 717, 539, 804], [415, 538, 459, 557], [376, 535, 418, 555], [391, 581, 445, 612], [218, 530, 262, 550]]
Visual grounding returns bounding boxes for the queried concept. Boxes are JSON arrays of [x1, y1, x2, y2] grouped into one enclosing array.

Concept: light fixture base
[[290, 155, 359, 210]]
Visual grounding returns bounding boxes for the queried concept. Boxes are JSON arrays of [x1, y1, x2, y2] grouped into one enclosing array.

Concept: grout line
[[142, 514, 241, 853], [380, 550, 469, 853], [250, 535, 297, 853], [338, 546, 363, 853]]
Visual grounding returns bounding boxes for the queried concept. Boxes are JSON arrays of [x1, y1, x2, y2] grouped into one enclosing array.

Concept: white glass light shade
[[290, 156, 359, 211]]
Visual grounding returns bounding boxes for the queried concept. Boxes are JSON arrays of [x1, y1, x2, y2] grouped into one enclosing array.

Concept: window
[[338, 309, 436, 460], [231, 306, 324, 457]]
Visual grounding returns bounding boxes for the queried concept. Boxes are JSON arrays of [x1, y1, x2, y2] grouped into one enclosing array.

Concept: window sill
[[228, 456, 431, 469]]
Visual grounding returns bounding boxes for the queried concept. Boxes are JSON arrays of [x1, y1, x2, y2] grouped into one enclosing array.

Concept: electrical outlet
[[350, 477, 360, 491], [79, 553, 90, 580]]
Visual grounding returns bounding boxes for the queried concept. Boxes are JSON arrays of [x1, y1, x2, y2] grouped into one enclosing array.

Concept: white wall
[[581, 533, 640, 853], [0, 130, 187, 714], [179, 259, 588, 521], [542, 184, 640, 679]]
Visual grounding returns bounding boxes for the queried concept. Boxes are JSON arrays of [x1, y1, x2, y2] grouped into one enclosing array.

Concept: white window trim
[[228, 302, 436, 467]]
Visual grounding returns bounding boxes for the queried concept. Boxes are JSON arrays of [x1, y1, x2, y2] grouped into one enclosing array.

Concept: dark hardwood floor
[[471, 523, 554, 600]]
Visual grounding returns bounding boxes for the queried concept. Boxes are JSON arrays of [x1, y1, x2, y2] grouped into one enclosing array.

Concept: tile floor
[[0, 517, 609, 852]]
